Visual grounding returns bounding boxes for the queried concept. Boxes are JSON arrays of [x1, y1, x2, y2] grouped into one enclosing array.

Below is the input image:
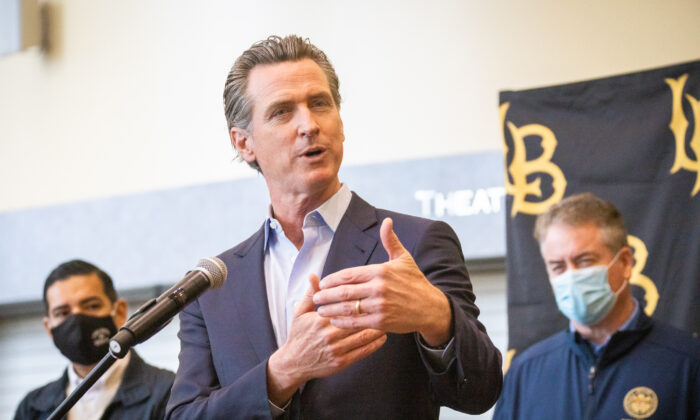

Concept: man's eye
[[312, 99, 330, 108], [550, 265, 565, 274], [271, 108, 289, 118]]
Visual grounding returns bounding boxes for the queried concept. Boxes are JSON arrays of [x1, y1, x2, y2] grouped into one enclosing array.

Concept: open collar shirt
[[65, 351, 131, 420], [263, 184, 353, 348]]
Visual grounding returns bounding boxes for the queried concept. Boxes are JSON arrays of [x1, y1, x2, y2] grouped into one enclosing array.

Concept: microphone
[[109, 257, 227, 357]]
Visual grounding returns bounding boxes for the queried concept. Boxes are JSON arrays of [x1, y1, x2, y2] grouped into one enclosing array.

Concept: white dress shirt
[[264, 184, 352, 348], [65, 351, 130, 420]]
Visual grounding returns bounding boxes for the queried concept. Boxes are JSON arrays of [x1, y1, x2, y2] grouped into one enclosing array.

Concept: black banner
[[499, 60, 700, 368]]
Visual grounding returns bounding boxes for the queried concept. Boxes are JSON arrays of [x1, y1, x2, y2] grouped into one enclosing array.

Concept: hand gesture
[[313, 218, 452, 346], [266, 274, 386, 406]]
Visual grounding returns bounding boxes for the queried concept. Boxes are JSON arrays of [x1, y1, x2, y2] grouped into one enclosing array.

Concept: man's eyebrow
[[573, 251, 598, 261], [50, 304, 70, 315], [309, 92, 332, 100], [545, 251, 599, 267], [50, 296, 104, 315], [265, 99, 294, 112], [78, 296, 105, 306], [545, 258, 564, 265]]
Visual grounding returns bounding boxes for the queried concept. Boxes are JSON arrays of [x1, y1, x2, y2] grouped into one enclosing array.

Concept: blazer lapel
[[322, 193, 379, 277], [304, 193, 380, 406], [229, 226, 278, 361], [226, 194, 380, 362]]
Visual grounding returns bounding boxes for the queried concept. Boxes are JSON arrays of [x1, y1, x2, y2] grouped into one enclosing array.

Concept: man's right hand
[[266, 274, 387, 407]]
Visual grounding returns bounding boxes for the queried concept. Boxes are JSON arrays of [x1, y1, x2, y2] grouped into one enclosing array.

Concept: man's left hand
[[313, 218, 452, 347]]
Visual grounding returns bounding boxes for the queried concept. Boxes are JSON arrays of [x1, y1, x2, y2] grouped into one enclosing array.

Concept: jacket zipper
[[585, 364, 597, 419], [588, 365, 597, 394]]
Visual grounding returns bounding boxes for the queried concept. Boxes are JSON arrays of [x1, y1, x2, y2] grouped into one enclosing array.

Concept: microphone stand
[[46, 352, 117, 420]]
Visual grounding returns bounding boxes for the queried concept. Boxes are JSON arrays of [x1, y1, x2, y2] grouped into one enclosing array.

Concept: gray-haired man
[[494, 193, 700, 419]]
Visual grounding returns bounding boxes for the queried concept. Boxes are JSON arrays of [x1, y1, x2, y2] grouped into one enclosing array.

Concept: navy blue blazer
[[166, 193, 502, 419]]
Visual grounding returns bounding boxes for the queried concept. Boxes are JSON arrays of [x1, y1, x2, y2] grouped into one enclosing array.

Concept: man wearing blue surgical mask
[[543, 216, 634, 345], [494, 193, 700, 420], [14, 260, 175, 420]]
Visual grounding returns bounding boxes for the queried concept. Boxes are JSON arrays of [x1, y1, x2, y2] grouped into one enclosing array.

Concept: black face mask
[[51, 313, 118, 365]]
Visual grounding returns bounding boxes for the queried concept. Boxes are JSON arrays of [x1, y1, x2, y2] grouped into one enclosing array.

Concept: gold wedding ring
[[355, 299, 362, 315]]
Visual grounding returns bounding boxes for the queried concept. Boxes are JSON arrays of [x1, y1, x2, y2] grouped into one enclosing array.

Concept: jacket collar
[[29, 351, 150, 412], [569, 308, 653, 367], [230, 224, 278, 361], [29, 370, 68, 412], [321, 192, 379, 277], [110, 351, 152, 407]]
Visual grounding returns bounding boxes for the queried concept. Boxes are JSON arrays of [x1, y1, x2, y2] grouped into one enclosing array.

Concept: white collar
[[66, 351, 130, 395], [264, 183, 352, 246]]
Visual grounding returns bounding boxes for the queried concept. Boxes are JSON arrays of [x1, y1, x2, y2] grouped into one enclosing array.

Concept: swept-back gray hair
[[223, 35, 341, 171], [534, 192, 629, 253]]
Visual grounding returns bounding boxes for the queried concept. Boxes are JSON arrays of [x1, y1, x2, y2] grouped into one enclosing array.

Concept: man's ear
[[113, 299, 128, 329], [43, 316, 53, 340], [620, 246, 634, 280], [229, 127, 257, 164]]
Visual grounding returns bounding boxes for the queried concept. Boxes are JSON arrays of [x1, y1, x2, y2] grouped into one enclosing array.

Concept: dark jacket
[[494, 310, 700, 420], [14, 351, 175, 420], [166, 193, 503, 419]]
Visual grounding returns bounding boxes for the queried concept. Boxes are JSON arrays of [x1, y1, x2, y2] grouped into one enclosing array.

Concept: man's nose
[[295, 105, 320, 138]]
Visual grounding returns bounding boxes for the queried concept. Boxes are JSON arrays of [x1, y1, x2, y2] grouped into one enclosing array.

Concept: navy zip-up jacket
[[494, 311, 700, 420]]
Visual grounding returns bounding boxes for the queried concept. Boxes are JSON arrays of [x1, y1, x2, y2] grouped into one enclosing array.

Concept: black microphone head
[[194, 257, 227, 288]]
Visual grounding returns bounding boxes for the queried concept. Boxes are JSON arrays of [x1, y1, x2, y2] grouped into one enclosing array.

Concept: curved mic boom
[[109, 257, 227, 358]]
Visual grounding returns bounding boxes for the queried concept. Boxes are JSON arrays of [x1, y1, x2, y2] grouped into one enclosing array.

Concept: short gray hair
[[223, 35, 342, 171], [533, 192, 629, 253]]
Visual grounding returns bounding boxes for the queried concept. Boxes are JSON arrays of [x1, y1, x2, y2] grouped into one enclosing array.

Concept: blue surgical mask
[[551, 251, 625, 325]]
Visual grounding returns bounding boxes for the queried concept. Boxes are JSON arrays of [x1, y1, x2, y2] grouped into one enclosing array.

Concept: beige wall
[[1, 0, 699, 212]]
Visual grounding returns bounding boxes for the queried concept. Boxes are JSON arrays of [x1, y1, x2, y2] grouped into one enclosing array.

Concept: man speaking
[[166, 35, 502, 419]]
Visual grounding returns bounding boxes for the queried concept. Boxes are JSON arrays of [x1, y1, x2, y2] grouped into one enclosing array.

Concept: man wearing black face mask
[[14, 260, 175, 420]]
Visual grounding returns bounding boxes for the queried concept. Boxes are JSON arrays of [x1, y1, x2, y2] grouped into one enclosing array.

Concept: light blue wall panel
[[0, 152, 505, 304]]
